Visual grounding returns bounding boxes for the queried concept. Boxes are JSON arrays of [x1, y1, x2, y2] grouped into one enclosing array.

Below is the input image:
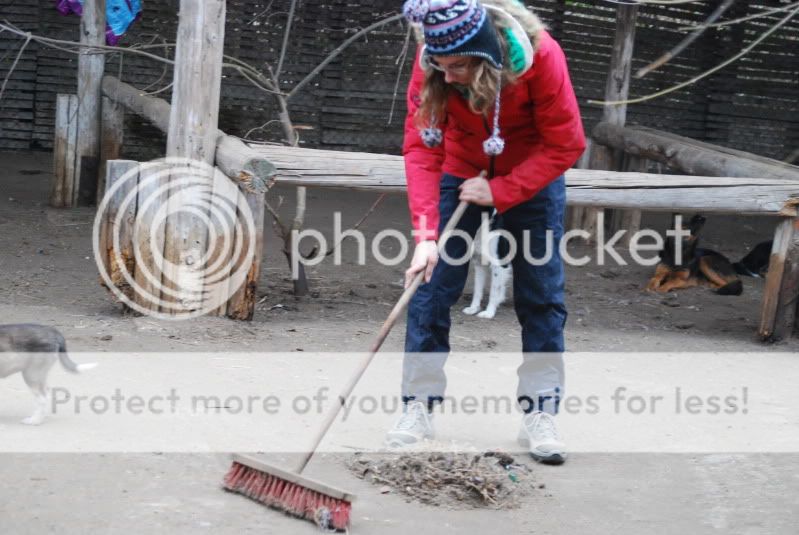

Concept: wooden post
[[161, 0, 226, 316], [568, 137, 591, 231], [99, 96, 124, 201], [99, 160, 139, 309], [100, 74, 274, 320], [587, 5, 638, 241], [74, 0, 106, 206], [759, 218, 799, 341], [50, 94, 78, 208], [617, 153, 645, 247], [603, 5, 637, 127]]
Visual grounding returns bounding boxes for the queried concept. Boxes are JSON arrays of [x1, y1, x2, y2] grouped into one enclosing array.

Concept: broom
[[223, 200, 470, 531]]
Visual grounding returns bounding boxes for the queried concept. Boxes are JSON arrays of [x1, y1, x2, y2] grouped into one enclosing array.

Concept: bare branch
[[677, 1, 799, 31], [589, 4, 799, 106], [275, 0, 298, 82], [324, 194, 388, 257], [635, 0, 735, 79], [0, 21, 284, 97], [388, 24, 413, 126], [600, 0, 708, 5], [142, 80, 174, 96], [243, 120, 283, 140], [287, 13, 405, 101]]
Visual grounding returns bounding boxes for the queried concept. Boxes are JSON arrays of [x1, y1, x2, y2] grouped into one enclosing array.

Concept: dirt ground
[[1, 150, 798, 534]]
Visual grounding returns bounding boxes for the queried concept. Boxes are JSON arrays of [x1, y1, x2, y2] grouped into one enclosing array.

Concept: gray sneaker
[[518, 411, 567, 464], [385, 400, 434, 447]]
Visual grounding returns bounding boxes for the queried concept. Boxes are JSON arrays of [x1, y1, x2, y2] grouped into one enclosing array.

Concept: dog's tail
[[715, 279, 743, 296], [733, 240, 773, 278], [732, 262, 758, 277], [56, 336, 97, 373]]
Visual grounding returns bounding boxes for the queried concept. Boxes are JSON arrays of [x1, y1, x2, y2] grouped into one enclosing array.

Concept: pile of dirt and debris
[[346, 451, 540, 509]]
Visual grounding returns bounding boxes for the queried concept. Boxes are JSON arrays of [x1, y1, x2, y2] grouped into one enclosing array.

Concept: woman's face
[[431, 56, 476, 85]]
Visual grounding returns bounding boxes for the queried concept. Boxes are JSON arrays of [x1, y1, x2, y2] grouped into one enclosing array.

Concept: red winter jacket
[[402, 30, 586, 242]]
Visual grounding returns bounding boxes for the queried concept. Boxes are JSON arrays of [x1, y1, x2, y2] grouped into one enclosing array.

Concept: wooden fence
[[1, 0, 797, 161]]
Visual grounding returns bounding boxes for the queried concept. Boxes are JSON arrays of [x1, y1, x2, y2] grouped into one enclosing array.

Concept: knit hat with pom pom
[[403, 0, 506, 157], [403, 0, 504, 69]]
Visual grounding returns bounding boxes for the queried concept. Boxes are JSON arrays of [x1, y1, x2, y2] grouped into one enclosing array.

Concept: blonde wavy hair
[[414, 0, 545, 130]]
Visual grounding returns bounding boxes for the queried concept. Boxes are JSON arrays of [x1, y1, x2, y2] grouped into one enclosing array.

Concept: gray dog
[[0, 324, 95, 425]]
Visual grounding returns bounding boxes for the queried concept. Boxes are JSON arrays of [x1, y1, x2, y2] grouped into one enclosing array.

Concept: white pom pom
[[483, 135, 505, 156], [403, 0, 430, 24], [421, 127, 443, 148]]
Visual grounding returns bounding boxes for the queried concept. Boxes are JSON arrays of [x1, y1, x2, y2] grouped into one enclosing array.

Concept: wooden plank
[[99, 96, 125, 202], [225, 190, 265, 321], [50, 94, 70, 208], [63, 95, 79, 209], [74, 0, 106, 206], [100, 160, 140, 310], [777, 221, 799, 339], [615, 154, 645, 247], [133, 162, 168, 315], [568, 138, 592, 231], [759, 219, 797, 341], [205, 173, 241, 317], [161, 0, 226, 316], [249, 145, 799, 215]]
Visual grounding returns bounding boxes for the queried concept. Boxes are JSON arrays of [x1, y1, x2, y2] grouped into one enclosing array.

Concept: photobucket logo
[[290, 212, 692, 274], [92, 157, 256, 319]]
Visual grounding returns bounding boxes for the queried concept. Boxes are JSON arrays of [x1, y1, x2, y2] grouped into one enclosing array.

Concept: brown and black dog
[[646, 215, 744, 295]]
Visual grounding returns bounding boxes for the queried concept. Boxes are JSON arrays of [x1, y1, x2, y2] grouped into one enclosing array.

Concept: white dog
[[0, 324, 95, 425], [463, 217, 512, 319]]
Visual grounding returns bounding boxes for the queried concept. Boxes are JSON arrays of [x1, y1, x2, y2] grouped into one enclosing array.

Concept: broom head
[[223, 454, 354, 531]]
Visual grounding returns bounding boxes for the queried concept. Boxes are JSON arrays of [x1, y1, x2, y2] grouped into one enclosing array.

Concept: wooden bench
[[252, 143, 799, 342]]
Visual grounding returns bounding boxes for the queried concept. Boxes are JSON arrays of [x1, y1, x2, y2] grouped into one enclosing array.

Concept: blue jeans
[[402, 173, 567, 414]]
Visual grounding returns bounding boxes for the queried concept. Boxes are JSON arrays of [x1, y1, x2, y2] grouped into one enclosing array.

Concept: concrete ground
[[1, 151, 798, 534], [2, 453, 798, 534]]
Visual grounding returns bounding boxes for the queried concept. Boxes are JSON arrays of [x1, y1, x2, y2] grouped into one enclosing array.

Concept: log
[[74, 0, 106, 206], [101, 75, 275, 193], [99, 96, 124, 200], [592, 122, 799, 181], [101, 75, 169, 131], [161, 0, 226, 316], [50, 94, 78, 208]]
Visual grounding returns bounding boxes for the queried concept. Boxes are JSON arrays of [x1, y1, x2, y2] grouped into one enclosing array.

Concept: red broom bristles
[[223, 462, 352, 531]]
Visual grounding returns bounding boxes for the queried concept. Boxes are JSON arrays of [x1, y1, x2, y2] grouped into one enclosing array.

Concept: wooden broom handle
[[295, 200, 469, 473]]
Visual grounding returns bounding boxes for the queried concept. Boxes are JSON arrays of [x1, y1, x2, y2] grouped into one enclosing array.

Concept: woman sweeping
[[387, 0, 586, 464]]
